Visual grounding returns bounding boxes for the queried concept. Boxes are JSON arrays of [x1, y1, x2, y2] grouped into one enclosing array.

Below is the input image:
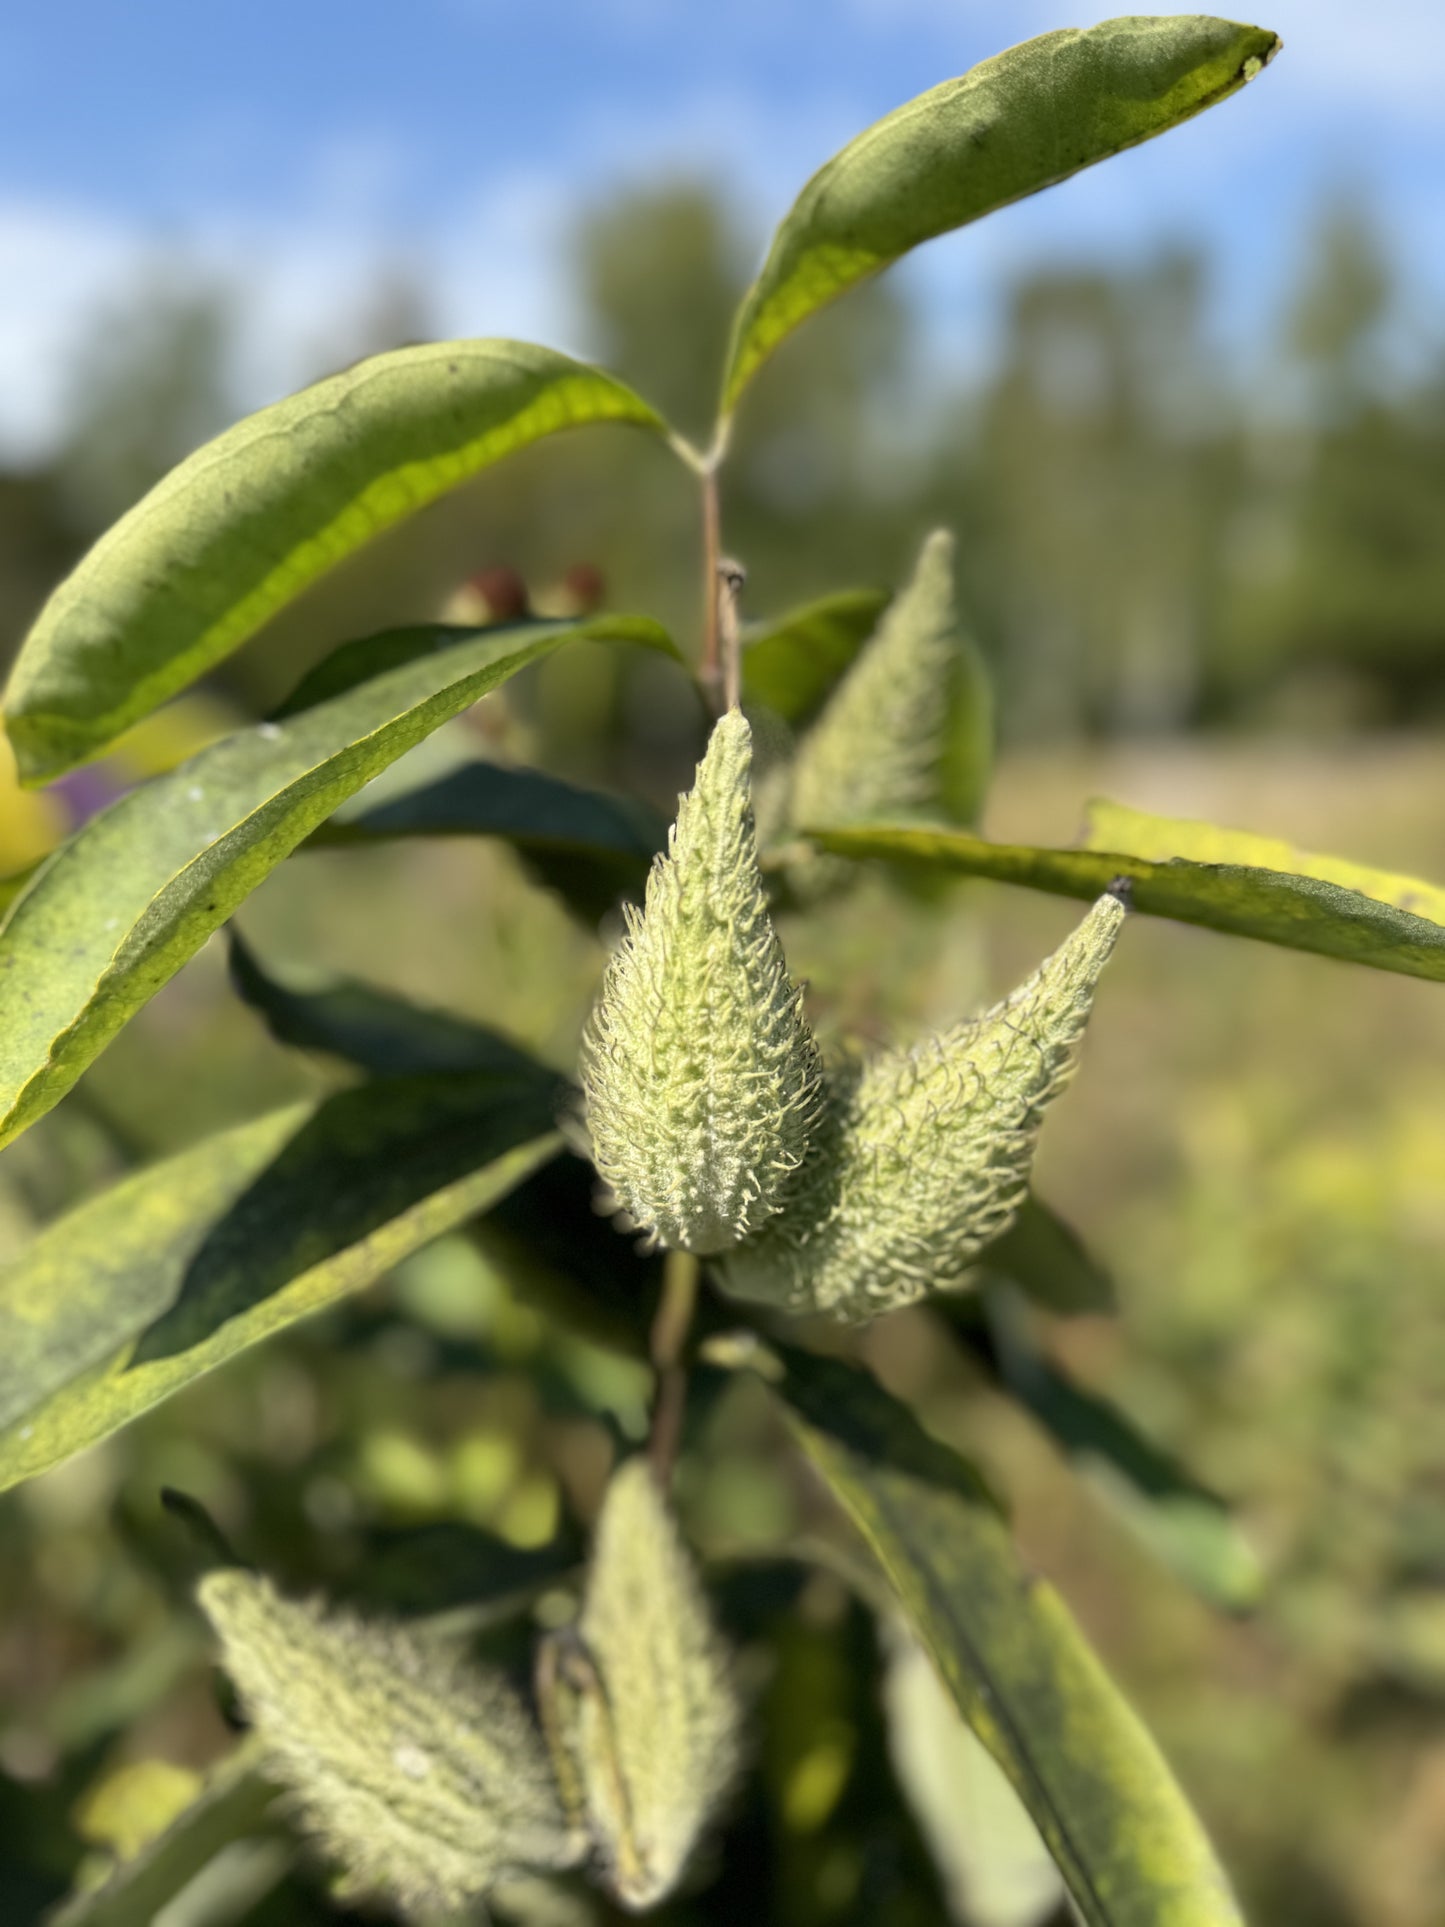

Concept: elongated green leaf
[[0, 613, 664, 1150], [228, 929, 549, 1078], [742, 589, 890, 724], [812, 821, 1445, 984], [5, 342, 668, 782], [979, 1195, 1116, 1317], [884, 1630, 1066, 1927], [719, 17, 1279, 416], [980, 1289, 1261, 1611], [0, 1071, 560, 1490], [1081, 797, 1445, 925], [48, 1741, 282, 1927], [757, 1341, 1245, 1926], [315, 757, 668, 924]]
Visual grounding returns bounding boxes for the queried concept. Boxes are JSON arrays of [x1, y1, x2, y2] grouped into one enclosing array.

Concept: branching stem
[[699, 469, 723, 714], [648, 1247, 700, 1479]]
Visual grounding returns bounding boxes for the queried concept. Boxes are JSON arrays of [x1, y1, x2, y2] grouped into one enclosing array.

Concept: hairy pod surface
[[719, 890, 1127, 1322], [784, 528, 969, 895], [198, 1570, 581, 1921], [538, 1458, 743, 1910], [580, 707, 822, 1253]]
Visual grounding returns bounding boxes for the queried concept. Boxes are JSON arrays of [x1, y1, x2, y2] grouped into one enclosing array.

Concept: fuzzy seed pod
[[538, 1458, 743, 1910], [198, 1571, 581, 1921], [782, 528, 987, 894], [580, 708, 823, 1254], [719, 889, 1127, 1322]]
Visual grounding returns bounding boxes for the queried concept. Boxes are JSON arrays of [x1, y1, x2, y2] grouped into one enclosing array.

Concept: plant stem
[[648, 1247, 700, 1479], [718, 559, 744, 712], [699, 468, 723, 714]]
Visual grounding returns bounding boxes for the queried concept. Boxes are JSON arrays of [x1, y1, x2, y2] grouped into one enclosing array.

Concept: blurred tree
[[577, 182, 743, 444], [51, 268, 236, 535], [1288, 198, 1392, 411], [0, 473, 78, 664], [934, 251, 1236, 739], [1222, 198, 1445, 723]]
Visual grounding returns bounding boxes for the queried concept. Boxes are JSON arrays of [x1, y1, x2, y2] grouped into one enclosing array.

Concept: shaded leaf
[[0, 613, 665, 1150], [343, 1522, 582, 1620], [477, 1148, 664, 1361], [228, 928, 547, 1078], [315, 757, 668, 925], [6, 341, 668, 781], [984, 1196, 1116, 1317], [272, 611, 679, 720], [47, 1740, 282, 1927], [755, 1340, 1245, 1926], [742, 589, 890, 726], [981, 1288, 1262, 1612], [811, 820, 1445, 984], [0, 1070, 560, 1490], [720, 17, 1278, 415]]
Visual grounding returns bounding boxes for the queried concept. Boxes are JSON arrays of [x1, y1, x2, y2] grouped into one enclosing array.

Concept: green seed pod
[[580, 707, 823, 1254], [538, 1458, 743, 1910], [783, 528, 989, 896], [720, 889, 1127, 1322], [198, 1571, 581, 1921]]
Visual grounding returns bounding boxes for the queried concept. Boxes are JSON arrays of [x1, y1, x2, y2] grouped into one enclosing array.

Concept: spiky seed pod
[[538, 1458, 743, 1911], [719, 889, 1127, 1323], [580, 707, 823, 1254], [784, 528, 986, 895], [197, 1572, 582, 1922]]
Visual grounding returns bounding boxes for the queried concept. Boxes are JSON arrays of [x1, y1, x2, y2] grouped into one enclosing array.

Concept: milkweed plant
[[9, 16, 1441, 1926]]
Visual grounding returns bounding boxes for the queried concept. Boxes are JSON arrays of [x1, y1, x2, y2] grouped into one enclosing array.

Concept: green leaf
[[0, 862, 40, 917], [742, 589, 891, 725], [315, 757, 668, 925], [980, 1288, 1262, 1612], [47, 1741, 281, 1927], [227, 928, 549, 1078], [884, 1629, 1065, 1927], [0, 612, 664, 1150], [719, 17, 1279, 417], [0, 1070, 560, 1490], [1081, 797, 1445, 924], [5, 341, 669, 782], [756, 1341, 1245, 1927], [985, 1195, 1116, 1317], [811, 819, 1445, 985]]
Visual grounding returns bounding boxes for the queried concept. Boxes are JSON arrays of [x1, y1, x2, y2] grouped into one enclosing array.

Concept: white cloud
[[0, 201, 147, 459], [0, 159, 579, 461]]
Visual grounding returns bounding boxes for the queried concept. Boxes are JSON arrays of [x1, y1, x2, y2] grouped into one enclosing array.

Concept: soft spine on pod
[[580, 707, 822, 1254], [197, 1571, 582, 1921], [778, 527, 986, 892], [719, 888, 1128, 1322], [537, 1458, 743, 1910]]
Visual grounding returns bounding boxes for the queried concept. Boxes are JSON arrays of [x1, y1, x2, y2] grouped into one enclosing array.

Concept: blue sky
[[0, 1, 1441, 456]]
